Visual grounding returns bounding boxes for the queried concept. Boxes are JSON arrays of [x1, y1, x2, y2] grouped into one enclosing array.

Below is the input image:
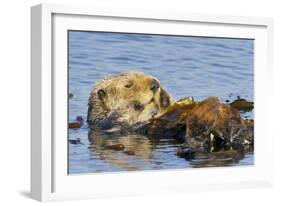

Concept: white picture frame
[[31, 3, 274, 202]]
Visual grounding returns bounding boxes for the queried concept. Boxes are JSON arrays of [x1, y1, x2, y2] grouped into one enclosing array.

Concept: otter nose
[[150, 79, 159, 93]]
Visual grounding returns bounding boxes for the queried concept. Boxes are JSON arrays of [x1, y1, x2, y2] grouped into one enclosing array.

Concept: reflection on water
[[69, 126, 253, 174], [189, 147, 253, 168], [89, 132, 156, 171], [68, 31, 254, 174], [87, 131, 253, 172]]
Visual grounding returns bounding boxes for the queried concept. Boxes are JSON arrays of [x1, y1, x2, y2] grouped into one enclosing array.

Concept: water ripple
[[68, 31, 254, 174]]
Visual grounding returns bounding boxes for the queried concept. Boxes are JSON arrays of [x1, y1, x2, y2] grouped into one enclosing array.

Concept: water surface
[[68, 31, 254, 174]]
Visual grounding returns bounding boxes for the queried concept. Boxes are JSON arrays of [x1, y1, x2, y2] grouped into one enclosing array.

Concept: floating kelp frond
[[229, 97, 254, 111], [243, 119, 254, 127], [144, 97, 198, 141]]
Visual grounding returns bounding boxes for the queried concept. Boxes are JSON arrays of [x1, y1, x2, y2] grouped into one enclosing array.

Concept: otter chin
[[87, 71, 174, 132]]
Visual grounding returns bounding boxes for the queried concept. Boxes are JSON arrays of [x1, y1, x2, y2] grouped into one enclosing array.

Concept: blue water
[[68, 31, 254, 174]]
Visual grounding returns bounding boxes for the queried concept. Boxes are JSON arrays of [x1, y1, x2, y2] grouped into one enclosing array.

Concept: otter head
[[87, 71, 174, 131]]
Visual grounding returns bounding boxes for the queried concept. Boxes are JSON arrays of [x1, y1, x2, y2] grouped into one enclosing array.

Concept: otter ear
[[97, 89, 106, 101], [160, 87, 172, 108]]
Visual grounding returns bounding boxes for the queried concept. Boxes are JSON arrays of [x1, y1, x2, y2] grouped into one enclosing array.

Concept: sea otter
[[87, 71, 174, 132]]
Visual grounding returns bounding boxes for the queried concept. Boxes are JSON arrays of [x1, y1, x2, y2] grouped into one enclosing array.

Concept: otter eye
[[124, 81, 133, 88]]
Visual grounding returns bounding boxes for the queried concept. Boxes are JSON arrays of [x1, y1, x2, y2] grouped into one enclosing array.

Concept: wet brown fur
[[186, 97, 249, 151]]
